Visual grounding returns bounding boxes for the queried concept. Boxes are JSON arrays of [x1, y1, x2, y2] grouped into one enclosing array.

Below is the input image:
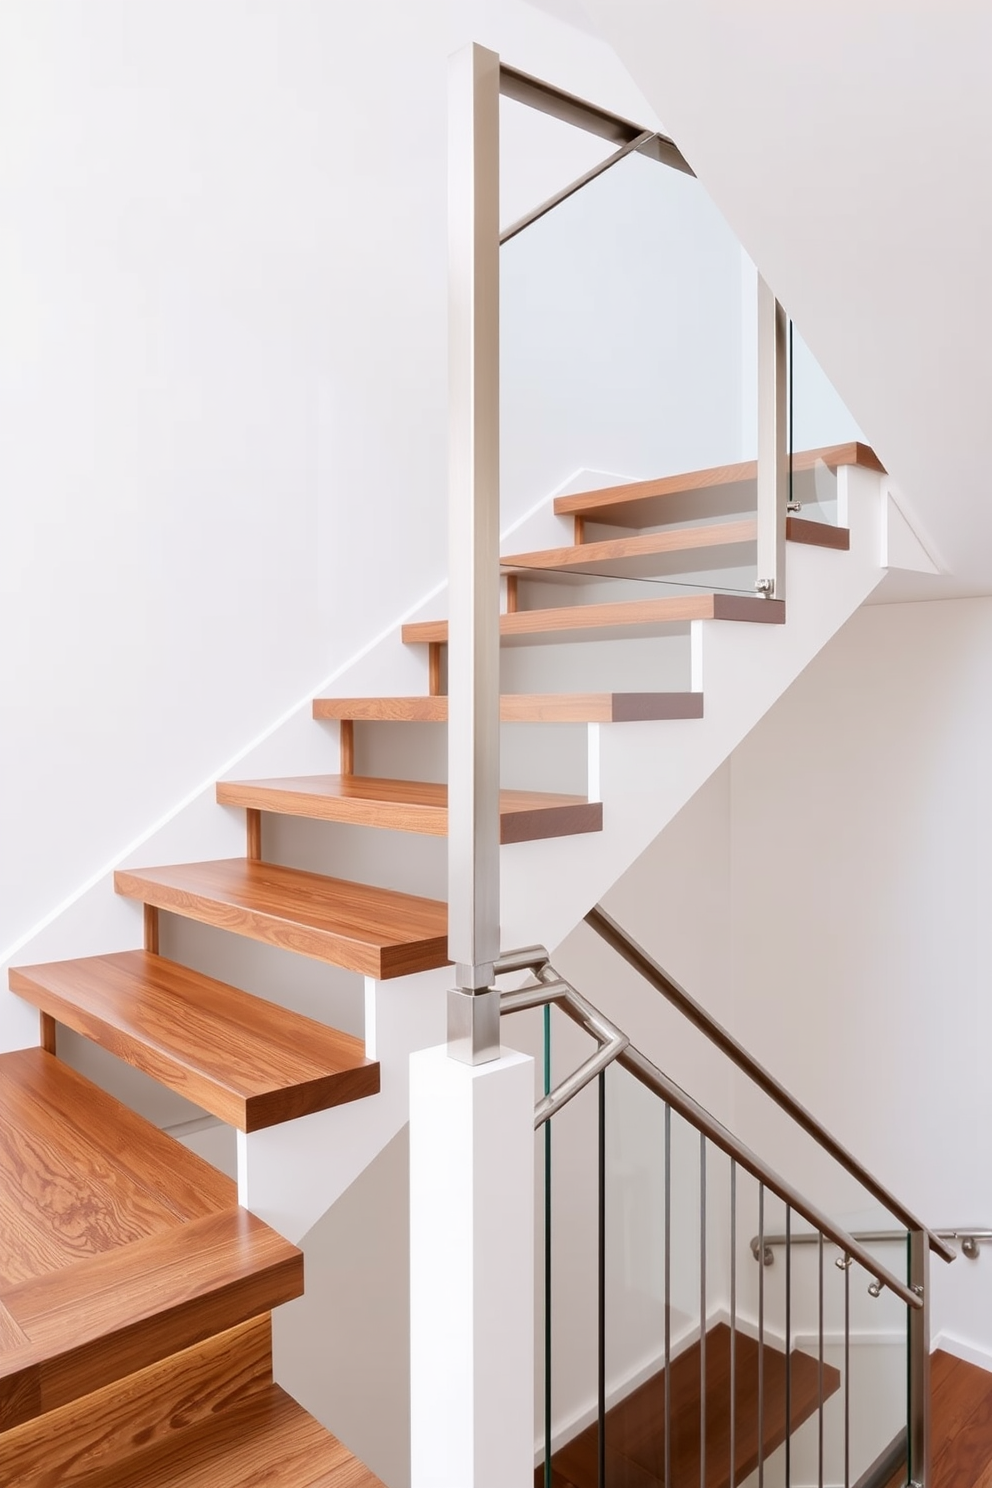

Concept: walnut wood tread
[[0, 1048, 302, 1433], [403, 594, 784, 648], [218, 775, 602, 844], [543, 1321, 840, 1488], [75, 1381, 384, 1487], [313, 693, 704, 723], [9, 951, 380, 1132], [115, 858, 448, 979], [553, 441, 883, 527], [503, 515, 849, 577]]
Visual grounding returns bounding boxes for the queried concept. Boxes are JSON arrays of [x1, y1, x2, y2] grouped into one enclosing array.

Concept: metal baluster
[[665, 1105, 672, 1488], [544, 1004, 552, 1488], [700, 1135, 707, 1488], [818, 1231, 825, 1488], [730, 1161, 737, 1488], [844, 1251, 851, 1488], [758, 1185, 765, 1488], [785, 1205, 792, 1488], [598, 1070, 606, 1488]]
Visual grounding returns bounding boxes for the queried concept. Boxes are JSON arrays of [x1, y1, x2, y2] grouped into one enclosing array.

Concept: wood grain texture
[[143, 904, 159, 955], [1, 1315, 273, 1488], [428, 641, 442, 696], [76, 1382, 384, 1488], [403, 595, 785, 647], [339, 719, 355, 776], [553, 443, 884, 526], [504, 520, 759, 576], [786, 515, 851, 550], [114, 858, 448, 979], [9, 951, 380, 1133], [245, 808, 262, 861], [38, 1013, 56, 1055], [216, 776, 602, 844], [929, 1349, 992, 1488], [543, 1323, 839, 1488], [314, 694, 704, 723]]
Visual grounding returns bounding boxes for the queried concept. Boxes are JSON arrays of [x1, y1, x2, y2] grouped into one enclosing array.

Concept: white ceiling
[[526, 0, 992, 595]]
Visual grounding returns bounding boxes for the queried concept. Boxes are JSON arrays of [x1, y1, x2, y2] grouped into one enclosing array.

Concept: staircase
[[2, 435, 923, 1484]]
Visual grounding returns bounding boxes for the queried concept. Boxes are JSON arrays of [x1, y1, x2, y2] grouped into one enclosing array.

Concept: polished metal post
[[758, 1185, 765, 1488], [909, 1228, 931, 1487], [756, 278, 788, 601], [447, 42, 502, 1064], [700, 1135, 707, 1488], [665, 1105, 672, 1488]]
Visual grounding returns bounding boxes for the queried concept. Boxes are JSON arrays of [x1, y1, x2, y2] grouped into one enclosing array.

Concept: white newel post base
[[410, 1043, 535, 1488]]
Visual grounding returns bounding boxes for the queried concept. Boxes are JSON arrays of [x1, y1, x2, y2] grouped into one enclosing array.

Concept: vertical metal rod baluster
[[844, 1252, 851, 1488], [665, 1105, 672, 1488], [544, 1004, 552, 1488], [700, 1135, 707, 1488], [598, 1071, 606, 1488], [785, 1205, 792, 1488], [909, 1228, 931, 1488], [758, 1185, 765, 1488], [730, 1161, 737, 1488], [818, 1232, 825, 1488]]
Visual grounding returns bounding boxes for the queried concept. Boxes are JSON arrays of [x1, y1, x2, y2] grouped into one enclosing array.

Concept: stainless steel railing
[[752, 1226, 992, 1266]]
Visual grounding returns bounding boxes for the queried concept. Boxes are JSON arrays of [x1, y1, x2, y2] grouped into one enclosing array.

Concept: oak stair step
[[217, 775, 602, 844], [553, 441, 884, 527], [9, 950, 380, 1133], [313, 693, 704, 723], [64, 1382, 384, 1488], [503, 514, 849, 579], [403, 593, 784, 649], [542, 1321, 840, 1488], [0, 1048, 302, 1434], [115, 858, 448, 979]]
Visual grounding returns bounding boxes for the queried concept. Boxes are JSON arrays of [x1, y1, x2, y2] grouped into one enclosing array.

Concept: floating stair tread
[[0, 1049, 302, 1432], [403, 594, 784, 647], [9, 951, 380, 1133], [503, 516, 849, 577], [553, 441, 883, 526], [114, 859, 448, 980], [547, 1321, 840, 1488], [313, 693, 703, 723], [217, 775, 602, 844], [78, 1382, 384, 1487]]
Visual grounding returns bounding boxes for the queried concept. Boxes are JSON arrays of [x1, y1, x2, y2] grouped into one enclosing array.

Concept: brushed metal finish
[[447, 43, 501, 1041], [500, 130, 655, 244], [447, 986, 501, 1066], [753, 1226, 988, 1260], [757, 278, 788, 599], [909, 1228, 930, 1488]]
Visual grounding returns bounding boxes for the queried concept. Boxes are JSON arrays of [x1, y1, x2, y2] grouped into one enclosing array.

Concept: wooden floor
[[539, 1324, 839, 1488], [929, 1350, 992, 1488]]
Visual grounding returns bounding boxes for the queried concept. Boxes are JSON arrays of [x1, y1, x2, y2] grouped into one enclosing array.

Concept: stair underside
[[217, 775, 602, 844], [9, 951, 380, 1132], [403, 594, 785, 648], [115, 859, 448, 979], [503, 515, 849, 578], [553, 441, 884, 526], [313, 693, 704, 723], [0, 1048, 302, 1433], [546, 1322, 841, 1488]]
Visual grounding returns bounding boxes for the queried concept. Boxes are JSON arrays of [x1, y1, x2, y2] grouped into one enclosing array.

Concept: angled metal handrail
[[585, 902, 956, 1266], [494, 949, 922, 1310]]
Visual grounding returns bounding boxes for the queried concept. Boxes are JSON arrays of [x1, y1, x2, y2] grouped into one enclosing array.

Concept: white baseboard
[[933, 1330, 992, 1374]]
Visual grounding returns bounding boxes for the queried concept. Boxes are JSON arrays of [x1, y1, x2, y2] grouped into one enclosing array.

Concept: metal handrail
[[585, 902, 957, 1266], [752, 1226, 992, 1265], [495, 950, 922, 1310]]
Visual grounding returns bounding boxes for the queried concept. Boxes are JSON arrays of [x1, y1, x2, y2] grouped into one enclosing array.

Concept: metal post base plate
[[447, 986, 501, 1066]]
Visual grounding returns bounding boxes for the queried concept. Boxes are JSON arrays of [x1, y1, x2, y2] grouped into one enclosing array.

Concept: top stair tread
[[313, 693, 704, 723], [553, 441, 883, 526], [114, 858, 448, 979], [79, 1381, 384, 1487], [9, 950, 380, 1132], [0, 1049, 302, 1431], [403, 593, 784, 647]]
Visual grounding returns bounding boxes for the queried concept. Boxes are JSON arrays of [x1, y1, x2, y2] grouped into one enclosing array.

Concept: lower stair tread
[[312, 693, 704, 723], [0, 1049, 302, 1431], [217, 774, 602, 844], [9, 951, 380, 1132], [115, 858, 448, 979], [73, 1382, 384, 1487]]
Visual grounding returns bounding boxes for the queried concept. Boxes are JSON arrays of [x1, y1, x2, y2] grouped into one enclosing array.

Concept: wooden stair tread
[[77, 1381, 384, 1487], [503, 515, 849, 576], [0, 1049, 302, 1432], [545, 1322, 840, 1488], [217, 775, 602, 844], [403, 594, 784, 648], [115, 859, 448, 980], [553, 442, 883, 526], [9, 951, 380, 1132], [313, 693, 704, 723]]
